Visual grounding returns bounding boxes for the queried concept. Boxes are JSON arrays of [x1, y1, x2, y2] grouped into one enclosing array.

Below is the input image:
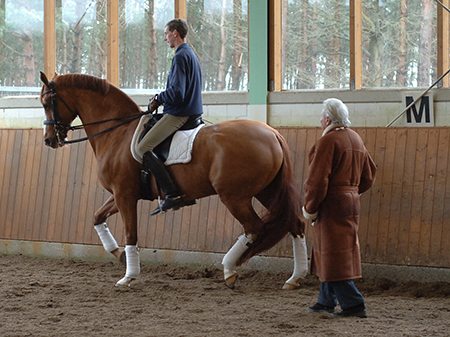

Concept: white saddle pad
[[130, 114, 204, 165], [164, 124, 205, 165]]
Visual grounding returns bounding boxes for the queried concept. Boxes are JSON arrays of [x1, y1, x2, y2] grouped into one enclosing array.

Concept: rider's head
[[165, 19, 188, 39]]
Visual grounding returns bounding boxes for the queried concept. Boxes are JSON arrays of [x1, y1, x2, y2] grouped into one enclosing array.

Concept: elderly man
[[303, 98, 377, 318]]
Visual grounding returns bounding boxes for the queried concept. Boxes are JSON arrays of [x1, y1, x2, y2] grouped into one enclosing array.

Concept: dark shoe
[[308, 303, 335, 313], [332, 304, 367, 318], [151, 196, 186, 215], [151, 198, 197, 215]]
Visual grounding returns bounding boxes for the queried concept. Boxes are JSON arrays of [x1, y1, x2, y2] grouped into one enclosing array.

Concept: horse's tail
[[236, 131, 305, 266]]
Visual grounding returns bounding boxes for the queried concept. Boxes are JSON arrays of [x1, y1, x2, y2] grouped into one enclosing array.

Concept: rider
[[133, 18, 203, 215]]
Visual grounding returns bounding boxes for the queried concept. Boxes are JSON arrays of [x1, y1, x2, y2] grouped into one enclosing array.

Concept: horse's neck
[[76, 95, 138, 156]]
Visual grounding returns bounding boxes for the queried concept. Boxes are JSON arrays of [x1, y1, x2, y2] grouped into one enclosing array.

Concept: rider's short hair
[[166, 19, 189, 39]]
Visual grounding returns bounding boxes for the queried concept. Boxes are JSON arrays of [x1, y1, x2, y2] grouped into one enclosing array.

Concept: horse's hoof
[[225, 273, 238, 289], [119, 251, 126, 265], [115, 276, 135, 287], [282, 281, 298, 290]]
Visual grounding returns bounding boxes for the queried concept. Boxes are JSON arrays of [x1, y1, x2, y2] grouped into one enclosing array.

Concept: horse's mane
[[54, 73, 111, 96]]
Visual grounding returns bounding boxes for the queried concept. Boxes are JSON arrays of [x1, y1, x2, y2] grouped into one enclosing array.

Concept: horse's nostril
[[44, 138, 52, 146]]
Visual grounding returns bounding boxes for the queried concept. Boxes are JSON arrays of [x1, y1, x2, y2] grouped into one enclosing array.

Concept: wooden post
[[248, 0, 268, 123], [107, 0, 119, 86], [175, 0, 187, 20], [269, 0, 282, 91], [437, 0, 449, 88], [350, 0, 362, 90], [43, 0, 55, 77]]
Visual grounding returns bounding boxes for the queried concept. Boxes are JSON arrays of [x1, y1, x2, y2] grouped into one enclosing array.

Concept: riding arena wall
[[1, 89, 450, 281]]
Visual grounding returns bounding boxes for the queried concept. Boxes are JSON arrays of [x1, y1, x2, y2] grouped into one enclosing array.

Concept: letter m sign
[[401, 92, 434, 127]]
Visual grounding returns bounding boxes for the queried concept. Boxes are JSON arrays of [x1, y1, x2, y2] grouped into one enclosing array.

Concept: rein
[[42, 80, 150, 145]]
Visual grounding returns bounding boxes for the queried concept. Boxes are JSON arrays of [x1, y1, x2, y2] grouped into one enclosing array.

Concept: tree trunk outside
[[146, 0, 158, 88], [397, 0, 407, 87], [22, 31, 35, 86], [55, 0, 67, 74], [417, 0, 433, 86], [216, 0, 228, 91], [296, 0, 309, 89], [331, 3, 341, 87], [367, 1, 383, 87], [231, 0, 244, 91], [69, 0, 84, 73]]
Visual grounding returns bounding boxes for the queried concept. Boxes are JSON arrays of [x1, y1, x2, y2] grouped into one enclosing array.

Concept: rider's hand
[[148, 95, 162, 112]]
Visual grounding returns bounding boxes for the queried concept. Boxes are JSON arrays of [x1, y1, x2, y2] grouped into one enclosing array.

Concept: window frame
[[42, 0, 450, 90]]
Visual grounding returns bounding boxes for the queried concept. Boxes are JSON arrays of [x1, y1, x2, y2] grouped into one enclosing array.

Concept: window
[[119, 0, 173, 89], [362, 0, 438, 88], [57, 0, 108, 77], [187, 0, 248, 91], [118, 0, 249, 91], [0, 0, 44, 92], [282, 0, 350, 90]]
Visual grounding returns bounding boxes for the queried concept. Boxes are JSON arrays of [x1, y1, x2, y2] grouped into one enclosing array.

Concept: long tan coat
[[303, 126, 377, 282]]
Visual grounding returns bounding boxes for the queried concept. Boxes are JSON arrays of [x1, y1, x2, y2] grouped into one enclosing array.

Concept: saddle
[[139, 113, 204, 200]]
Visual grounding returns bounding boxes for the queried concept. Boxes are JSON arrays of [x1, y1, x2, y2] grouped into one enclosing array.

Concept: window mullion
[[44, 0, 55, 77], [350, 0, 362, 90], [437, 0, 450, 88], [107, 0, 119, 86]]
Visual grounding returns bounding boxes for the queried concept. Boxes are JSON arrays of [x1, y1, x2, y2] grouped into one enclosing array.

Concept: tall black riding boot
[[143, 151, 188, 215]]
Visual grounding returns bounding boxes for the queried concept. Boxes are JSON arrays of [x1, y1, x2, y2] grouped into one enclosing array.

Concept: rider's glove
[[148, 95, 162, 112]]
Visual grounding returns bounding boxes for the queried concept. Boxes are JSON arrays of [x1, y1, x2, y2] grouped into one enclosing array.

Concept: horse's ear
[[40, 71, 49, 86]]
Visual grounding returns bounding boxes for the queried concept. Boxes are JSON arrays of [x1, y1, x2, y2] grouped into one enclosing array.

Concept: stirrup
[[151, 196, 185, 215], [150, 197, 197, 216]]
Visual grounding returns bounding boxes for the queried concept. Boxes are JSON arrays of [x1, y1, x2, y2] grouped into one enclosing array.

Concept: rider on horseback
[[132, 18, 203, 215]]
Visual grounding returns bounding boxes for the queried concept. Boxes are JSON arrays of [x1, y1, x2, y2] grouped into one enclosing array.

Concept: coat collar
[[322, 123, 347, 137]]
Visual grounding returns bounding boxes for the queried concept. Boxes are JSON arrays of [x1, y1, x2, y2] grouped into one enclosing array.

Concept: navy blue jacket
[[157, 43, 203, 116]]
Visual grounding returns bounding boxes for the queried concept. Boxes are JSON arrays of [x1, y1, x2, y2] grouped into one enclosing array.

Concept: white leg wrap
[[116, 245, 140, 287], [124, 245, 140, 278], [94, 223, 119, 253], [285, 235, 308, 286], [222, 234, 253, 280]]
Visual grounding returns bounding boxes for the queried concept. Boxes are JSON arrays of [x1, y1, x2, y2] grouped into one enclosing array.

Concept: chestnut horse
[[40, 72, 307, 289]]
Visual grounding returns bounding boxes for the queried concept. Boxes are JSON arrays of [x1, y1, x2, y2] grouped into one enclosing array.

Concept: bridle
[[41, 80, 150, 145], [42, 80, 77, 145]]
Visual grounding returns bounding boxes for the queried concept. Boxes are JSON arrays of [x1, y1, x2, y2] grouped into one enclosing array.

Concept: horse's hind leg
[[282, 234, 308, 290], [93, 195, 123, 261], [222, 233, 255, 289], [255, 191, 308, 290], [220, 198, 263, 288]]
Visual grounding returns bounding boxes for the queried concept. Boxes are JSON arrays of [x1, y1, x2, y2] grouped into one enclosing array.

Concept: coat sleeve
[[157, 56, 187, 105], [303, 140, 333, 215], [358, 152, 377, 194]]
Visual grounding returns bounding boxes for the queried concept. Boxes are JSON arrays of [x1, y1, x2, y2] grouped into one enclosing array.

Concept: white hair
[[322, 98, 351, 126]]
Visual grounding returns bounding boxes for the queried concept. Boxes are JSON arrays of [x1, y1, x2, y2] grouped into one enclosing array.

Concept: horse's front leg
[[93, 195, 123, 261], [113, 194, 140, 287]]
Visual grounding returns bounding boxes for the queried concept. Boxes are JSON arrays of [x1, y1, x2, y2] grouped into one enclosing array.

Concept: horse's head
[[40, 72, 78, 148]]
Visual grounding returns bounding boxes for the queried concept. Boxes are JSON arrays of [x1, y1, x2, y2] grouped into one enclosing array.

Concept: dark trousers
[[317, 280, 365, 310]]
